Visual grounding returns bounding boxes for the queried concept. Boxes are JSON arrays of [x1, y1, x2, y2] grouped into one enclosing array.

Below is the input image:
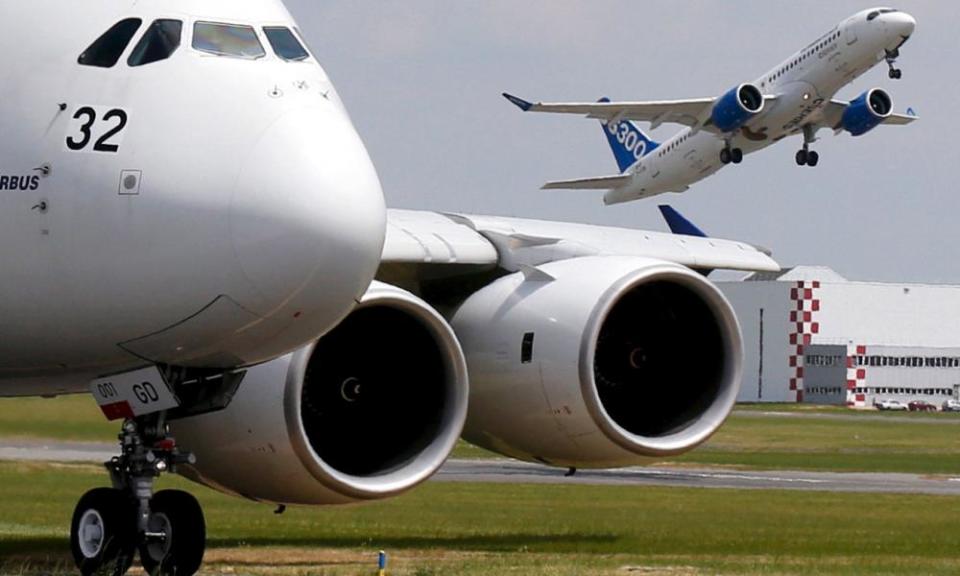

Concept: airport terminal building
[[718, 267, 960, 408]]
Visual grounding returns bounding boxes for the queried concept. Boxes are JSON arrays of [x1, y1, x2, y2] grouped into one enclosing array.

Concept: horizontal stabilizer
[[541, 174, 632, 190]]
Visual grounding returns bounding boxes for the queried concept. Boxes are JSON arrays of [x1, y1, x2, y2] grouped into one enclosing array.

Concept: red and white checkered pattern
[[846, 344, 868, 407], [787, 281, 821, 402]]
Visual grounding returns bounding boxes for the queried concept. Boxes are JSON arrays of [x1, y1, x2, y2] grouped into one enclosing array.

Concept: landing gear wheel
[[795, 149, 808, 166], [807, 151, 820, 167], [719, 148, 732, 164], [730, 148, 744, 164], [138, 490, 206, 576], [70, 488, 137, 576], [889, 68, 902, 79]]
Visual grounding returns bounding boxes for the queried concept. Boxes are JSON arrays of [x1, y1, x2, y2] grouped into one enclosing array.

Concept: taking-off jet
[[505, 7, 918, 205], [0, 1, 782, 574]]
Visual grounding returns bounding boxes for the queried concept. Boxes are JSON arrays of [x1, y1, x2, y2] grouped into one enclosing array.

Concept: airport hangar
[[717, 266, 960, 408]]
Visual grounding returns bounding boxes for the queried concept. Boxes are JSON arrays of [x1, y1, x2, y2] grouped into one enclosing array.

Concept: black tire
[[795, 150, 808, 166], [70, 488, 137, 576], [719, 148, 731, 164], [731, 148, 744, 164], [139, 490, 206, 576], [807, 151, 820, 167]]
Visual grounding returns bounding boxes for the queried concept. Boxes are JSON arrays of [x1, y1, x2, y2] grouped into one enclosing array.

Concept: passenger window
[[128, 20, 183, 66], [79, 18, 143, 68], [192, 22, 265, 59], [263, 27, 309, 61]]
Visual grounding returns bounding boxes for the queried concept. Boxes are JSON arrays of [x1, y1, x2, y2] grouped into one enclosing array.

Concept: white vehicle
[[505, 7, 917, 205], [876, 399, 908, 411], [942, 399, 960, 412], [0, 1, 778, 575]]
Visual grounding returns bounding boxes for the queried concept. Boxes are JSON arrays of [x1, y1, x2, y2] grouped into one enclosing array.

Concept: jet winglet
[[503, 92, 534, 112], [658, 205, 708, 237]]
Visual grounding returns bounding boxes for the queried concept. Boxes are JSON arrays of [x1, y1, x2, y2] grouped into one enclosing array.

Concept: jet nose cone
[[231, 106, 386, 347], [887, 12, 916, 37]]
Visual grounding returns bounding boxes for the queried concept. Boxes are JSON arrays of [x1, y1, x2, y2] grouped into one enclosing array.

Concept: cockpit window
[[192, 22, 265, 59], [128, 20, 182, 67], [79, 18, 142, 67], [263, 27, 309, 61], [868, 9, 897, 21]]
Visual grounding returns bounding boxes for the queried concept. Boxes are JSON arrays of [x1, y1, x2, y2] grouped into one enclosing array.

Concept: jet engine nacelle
[[841, 88, 892, 136], [171, 282, 468, 505], [711, 83, 765, 133], [451, 256, 742, 469]]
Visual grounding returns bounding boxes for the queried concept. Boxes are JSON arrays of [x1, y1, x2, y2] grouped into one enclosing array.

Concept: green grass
[[0, 394, 114, 442], [2, 461, 960, 575], [673, 408, 960, 474]]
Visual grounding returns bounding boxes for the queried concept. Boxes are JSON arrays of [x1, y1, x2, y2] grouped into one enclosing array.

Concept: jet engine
[[170, 282, 468, 505], [711, 83, 765, 132], [841, 88, 892, 136], [451, 256, 741, 468]]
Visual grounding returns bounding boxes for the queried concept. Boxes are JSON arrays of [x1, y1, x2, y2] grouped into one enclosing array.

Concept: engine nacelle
[[171, 282, 468, 505], [451, 256, 741, 469], [841, 88, 892, 136], [711, 83, 764, 133]]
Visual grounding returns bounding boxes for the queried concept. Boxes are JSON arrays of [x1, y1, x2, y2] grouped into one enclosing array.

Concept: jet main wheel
[[889, 68, 902, 79], [730, 148, 744, 164], [719, 148, 732, 164], [806, 151, 820, 167], [796, 150, 808, 166], [70, 488, 137, 576], [138, 490, 206, 576]]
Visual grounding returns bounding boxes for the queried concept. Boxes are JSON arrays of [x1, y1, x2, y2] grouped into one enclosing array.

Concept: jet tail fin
[[658, 205, 708, 237], [599, 97, 660, 173]]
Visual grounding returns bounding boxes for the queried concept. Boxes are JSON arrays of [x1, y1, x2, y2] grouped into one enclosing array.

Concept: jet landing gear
[[719, 144, 743, 165], [70, 414, 204, 576], [886, 48, 903, 79], [796, 125, 820, 167]]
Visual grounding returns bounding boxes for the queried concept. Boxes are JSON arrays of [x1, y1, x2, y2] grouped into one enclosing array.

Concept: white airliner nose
[[886, 12, 916, 37], [230, 106, 386, 349]]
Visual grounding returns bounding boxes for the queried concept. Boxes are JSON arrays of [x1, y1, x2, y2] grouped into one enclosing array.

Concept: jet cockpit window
[[263, 27, 309, 61], [79, 18, 143, 68], [192, 22, 265, 59], [128, 20, 183, 66], [867, 11, 880, 21]]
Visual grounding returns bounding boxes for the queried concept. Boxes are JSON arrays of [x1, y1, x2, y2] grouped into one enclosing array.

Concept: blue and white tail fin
[[599, 97, 660, 173], [658, 205, 708, 238]]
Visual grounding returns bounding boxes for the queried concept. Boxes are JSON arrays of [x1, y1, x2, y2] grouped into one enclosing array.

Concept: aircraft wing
[[504, 92, 714, 128], [821, 99, 919, 131], [504, 92, 777, 131], [380, 209, 779, 274]]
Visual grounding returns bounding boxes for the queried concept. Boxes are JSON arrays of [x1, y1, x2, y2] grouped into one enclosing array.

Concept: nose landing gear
[[886, 48, 903, 79], [69, 414, 205, 576]]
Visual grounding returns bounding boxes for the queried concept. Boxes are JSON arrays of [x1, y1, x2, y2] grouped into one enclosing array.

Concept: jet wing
[[380, 209, 779, 274], [505, 92, 714, 128], [504, 92, 777, 131], [821, 99, 919, 131]]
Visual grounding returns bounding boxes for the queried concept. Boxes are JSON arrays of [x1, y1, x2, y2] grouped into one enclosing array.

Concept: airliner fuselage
[[0, 0, 386, 394]]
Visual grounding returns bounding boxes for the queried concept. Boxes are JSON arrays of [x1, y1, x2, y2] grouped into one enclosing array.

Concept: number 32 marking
[[66, 107, 128, 153]]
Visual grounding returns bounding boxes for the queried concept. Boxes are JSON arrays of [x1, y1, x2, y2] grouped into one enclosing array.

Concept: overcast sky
[[284, 1, 957, 284]]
